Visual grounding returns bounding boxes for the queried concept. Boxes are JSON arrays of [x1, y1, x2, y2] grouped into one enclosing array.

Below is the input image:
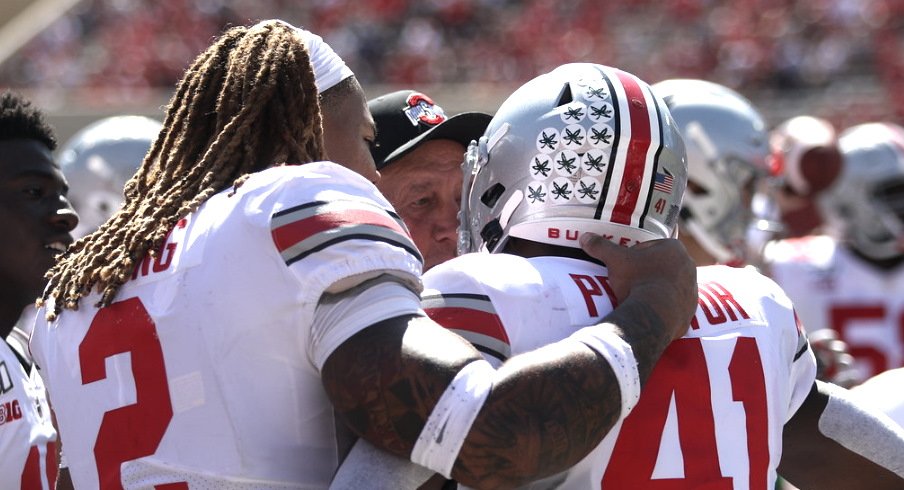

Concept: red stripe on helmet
[[610, 71, 654, 226]]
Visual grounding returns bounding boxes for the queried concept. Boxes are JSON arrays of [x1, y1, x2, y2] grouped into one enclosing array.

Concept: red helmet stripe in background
[[600, 69, 663, 230]]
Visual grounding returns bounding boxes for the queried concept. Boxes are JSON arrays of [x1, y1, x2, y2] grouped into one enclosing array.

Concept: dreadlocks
[[41, 20, 324, 319]]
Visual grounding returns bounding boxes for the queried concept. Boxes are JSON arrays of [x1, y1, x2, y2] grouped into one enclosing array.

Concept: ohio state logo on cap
[[404, 92, 447, 127]]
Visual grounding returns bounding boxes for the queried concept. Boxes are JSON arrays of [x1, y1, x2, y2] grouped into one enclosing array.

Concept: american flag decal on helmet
[[595, 68, 666, 229], [421, 293, 511, 363], [653, 169, 674, 194], [270, 200, 422, 265]]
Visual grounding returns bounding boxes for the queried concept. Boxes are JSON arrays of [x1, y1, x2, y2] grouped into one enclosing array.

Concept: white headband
[[295, 27, 355, 93]]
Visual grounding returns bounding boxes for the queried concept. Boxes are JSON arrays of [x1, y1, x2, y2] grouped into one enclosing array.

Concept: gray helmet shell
[[59, 115, 162, 237], [460, 63, 687, 254]]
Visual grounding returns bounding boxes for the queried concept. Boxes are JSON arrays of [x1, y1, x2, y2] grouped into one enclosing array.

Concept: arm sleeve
[[421, 254, 516, 367], [267, 162, 424, 305], [257, 164, 425, 369], [309, 276, 424, 371]]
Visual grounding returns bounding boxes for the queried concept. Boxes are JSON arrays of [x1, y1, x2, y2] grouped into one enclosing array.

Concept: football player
[[0, 90, 78, 490], [653, 80, 860, 389], [339, 64, 904, 488], [30, 21, 697, 489], [652, 78, 774, 268], [765, 122, 904, 383]]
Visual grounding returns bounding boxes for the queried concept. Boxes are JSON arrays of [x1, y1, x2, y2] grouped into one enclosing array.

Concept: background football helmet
[[652, 79, 771, 265], [459, 63, 687, 254], [58, 115, 162, 238], [770, 115, 842, 196], [762, 115, 844, 239], [826, 122, 904, 260]]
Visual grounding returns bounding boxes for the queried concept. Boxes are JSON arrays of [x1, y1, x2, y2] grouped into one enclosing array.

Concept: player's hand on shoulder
[[580, 233, 696, 340]]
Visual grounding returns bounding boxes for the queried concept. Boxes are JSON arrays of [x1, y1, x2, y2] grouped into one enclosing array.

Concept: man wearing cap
[[369, 90, 492, 270]]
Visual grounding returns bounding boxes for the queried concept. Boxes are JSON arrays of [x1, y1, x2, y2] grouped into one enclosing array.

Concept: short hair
[[320, 75, 359, 111], [0, 91, 57, 150]]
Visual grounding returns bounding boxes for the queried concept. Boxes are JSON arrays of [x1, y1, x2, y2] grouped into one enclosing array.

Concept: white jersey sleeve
[[260, 163, 424, 367], [422, 253, 617, 368]]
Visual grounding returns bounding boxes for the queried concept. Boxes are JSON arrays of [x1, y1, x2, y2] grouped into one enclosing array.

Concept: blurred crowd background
[[1, 0, 904, 141]]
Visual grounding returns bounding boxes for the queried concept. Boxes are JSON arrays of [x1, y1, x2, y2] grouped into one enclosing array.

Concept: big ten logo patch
[[0, 400, 23, 425]]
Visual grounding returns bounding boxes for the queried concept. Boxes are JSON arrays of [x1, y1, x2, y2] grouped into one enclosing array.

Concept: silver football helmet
[[652, 79, 771, 265], [59, 115, 162, 238], [827, 122, 904, 260], [459, 63, 687, 254]]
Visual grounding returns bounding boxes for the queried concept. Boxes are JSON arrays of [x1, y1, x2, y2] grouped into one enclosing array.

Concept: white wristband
[[569, 326, 641, 420], [410, 359, 494, 478], [819, 381, 904, 478]]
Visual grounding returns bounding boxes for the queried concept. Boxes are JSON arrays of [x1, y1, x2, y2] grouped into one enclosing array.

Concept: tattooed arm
[[323, 237, 695, 489]]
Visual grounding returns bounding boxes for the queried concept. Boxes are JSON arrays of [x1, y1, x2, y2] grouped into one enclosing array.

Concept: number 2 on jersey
[[603, 337, 768, 489], [80, 297, 187, 490]]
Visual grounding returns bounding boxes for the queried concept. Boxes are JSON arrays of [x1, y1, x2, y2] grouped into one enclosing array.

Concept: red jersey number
[[603, 337, 768, 489], [80, 297, 187, 490], [20, 442, 57, 490], [829, 304, 904, 376]]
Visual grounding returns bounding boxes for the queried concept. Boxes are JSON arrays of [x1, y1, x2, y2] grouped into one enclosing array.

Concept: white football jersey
[[765, 235, 904, 380], [423, 253, 817, 490], [0, 329, 57, 490], [30, 163, 423, 489]]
